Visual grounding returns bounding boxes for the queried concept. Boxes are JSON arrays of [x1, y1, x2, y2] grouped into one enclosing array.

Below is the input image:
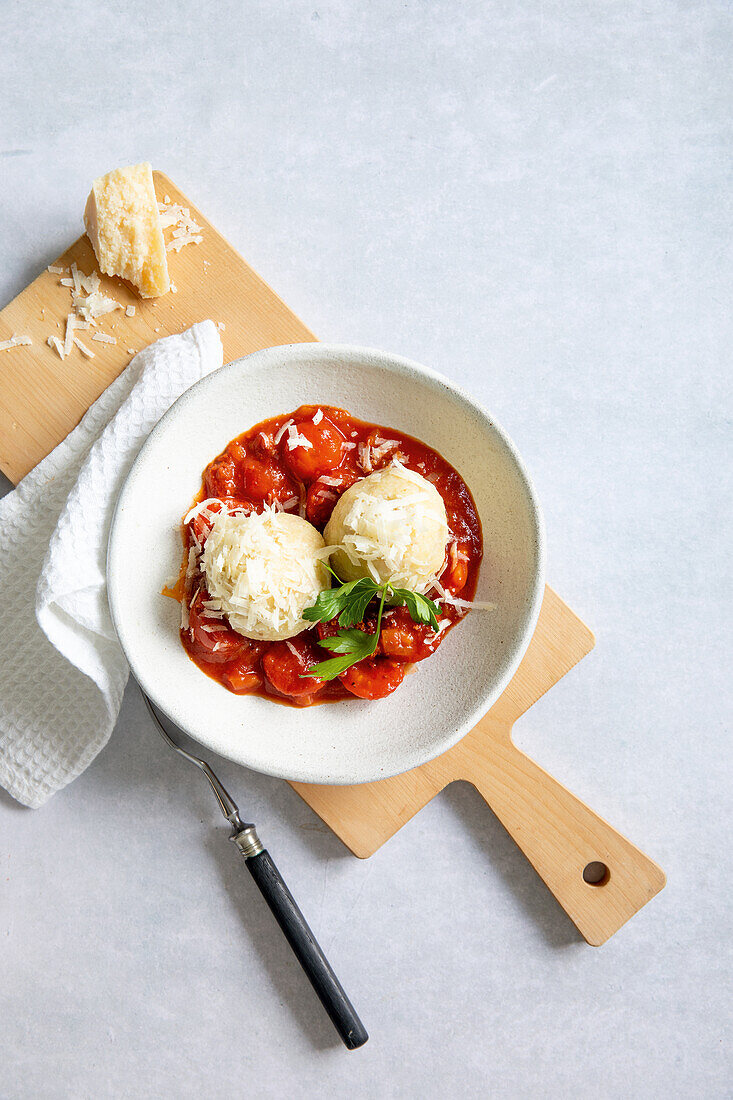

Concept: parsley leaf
[[316, 628, 376, 657], [305, 652, 368, 680], [337, 580, 379, 627], [302, 576, 376, 625], [303, 571, 442, 682], [390, 588, 441, 631]]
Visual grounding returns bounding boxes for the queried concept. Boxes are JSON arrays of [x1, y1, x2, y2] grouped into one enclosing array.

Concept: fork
[[142, 691, 369, 1050]]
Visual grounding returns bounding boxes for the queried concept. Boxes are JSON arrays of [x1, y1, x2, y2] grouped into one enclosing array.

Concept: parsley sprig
[[302, 567, 441, 680]]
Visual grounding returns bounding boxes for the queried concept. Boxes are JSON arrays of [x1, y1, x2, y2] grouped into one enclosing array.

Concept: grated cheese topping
[[324, 460, 449, 592], [201, 506, 334, 641]]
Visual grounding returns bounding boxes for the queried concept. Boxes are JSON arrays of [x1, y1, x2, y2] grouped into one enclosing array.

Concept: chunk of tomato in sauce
[[305, 482, 338, 528], [239, 455, 296, 503], [340, 657, 405, 699], [282, 419, 345, 482], [305, 469, 359, 528], [188, 592, 254, 665], [379, 606, 442, 662], [440, 559, 468, 595], [439, 541, 470, 594], [205, 443, 297, 507], [205, 454, 239, 499], [220, 662, 262, 695], [262, 635, 326, 697]]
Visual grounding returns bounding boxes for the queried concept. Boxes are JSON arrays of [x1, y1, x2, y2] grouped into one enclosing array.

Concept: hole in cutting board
[[583, 861, 610, 887]]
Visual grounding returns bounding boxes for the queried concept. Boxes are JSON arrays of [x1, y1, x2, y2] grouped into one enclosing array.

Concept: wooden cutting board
[[0, 172, 665, 945]]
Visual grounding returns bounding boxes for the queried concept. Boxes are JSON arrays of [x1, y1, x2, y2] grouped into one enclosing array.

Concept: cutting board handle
[[466, 738, 666, 945]]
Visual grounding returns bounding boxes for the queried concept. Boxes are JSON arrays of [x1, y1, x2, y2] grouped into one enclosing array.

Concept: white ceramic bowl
[[107, 344, 545, 784]]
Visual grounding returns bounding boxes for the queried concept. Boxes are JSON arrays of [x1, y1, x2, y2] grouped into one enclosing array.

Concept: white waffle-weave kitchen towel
[[0, 321, 223, 808]]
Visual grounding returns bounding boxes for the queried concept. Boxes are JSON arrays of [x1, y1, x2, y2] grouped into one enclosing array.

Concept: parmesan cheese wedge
[[84, 163, 170, 298]]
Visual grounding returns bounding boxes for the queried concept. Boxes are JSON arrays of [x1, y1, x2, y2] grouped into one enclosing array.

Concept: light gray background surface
[[1, 2, 731, 1097]]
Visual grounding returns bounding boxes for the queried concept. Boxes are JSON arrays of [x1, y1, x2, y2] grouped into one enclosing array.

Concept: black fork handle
[[245, 848, 369, 1050]]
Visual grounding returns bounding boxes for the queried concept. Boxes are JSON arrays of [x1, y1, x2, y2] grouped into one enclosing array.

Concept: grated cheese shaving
[[184, 497, 237, 526], [47, 264, 65, 274], [358, 443, 373, 473], [184, 546, 199, 586], [286, 424, 313, 451], [430, 575, 497, 611], [73, 336, 95, 358], [72, 288, 122, 321], [63, 314, 75, 356], [81, 271, 100, 295], [312, 408, 323, 425], [125, 305, 136, 317], [0, 334, 32, 352], [92, 333, 117, 344], [46, 335, 64, 358], [369, 439, 399, 465], [167, 234, 203, 252], [273, 419, 294, 446]]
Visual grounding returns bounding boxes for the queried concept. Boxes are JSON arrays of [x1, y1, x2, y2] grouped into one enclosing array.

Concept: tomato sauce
[[175, 405, 482, 705]]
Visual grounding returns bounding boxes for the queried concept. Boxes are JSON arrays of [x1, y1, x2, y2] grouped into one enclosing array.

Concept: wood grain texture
[[0, 174, 664, 946], [292, 587, 666, 945], [0, 171, 314, 484]]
